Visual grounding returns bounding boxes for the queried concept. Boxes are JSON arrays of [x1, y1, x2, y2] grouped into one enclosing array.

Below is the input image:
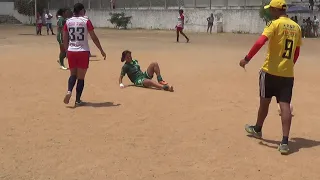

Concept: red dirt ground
[[0, 25, 320, 180]]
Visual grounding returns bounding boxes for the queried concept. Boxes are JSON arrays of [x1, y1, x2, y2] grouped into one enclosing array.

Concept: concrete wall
[[11, 8, 266, 33], [0, 2, 14, 15], [74, 9, 265, 33]]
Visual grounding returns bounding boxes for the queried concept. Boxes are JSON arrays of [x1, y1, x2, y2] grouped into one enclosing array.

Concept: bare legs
[[64, 68, 88, 105], [142, 62, 173, 91], [176, 29, 189, 43]]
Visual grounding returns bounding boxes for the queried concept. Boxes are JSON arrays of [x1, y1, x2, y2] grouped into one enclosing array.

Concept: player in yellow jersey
[[239, 0, 302, 155]]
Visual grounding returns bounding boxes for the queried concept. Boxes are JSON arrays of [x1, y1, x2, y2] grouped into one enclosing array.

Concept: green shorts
[[134, 71, 152, 87], [57, 33, 63, 44]]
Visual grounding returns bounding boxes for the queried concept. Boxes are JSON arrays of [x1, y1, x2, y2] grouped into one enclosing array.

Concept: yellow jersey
[[262, 16, 302, 77]]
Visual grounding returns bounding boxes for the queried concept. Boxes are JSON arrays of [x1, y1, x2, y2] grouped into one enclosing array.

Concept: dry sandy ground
[[0, 25, 320, 180]]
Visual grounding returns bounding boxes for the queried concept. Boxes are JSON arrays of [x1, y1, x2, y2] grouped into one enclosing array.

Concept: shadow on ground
[[258, 137, 320, 155], [67, 102, 121, 109]]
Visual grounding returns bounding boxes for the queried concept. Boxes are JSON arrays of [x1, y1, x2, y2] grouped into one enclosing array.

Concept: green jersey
[[121, 60, 144, 83], [57, 16, 66, 43]]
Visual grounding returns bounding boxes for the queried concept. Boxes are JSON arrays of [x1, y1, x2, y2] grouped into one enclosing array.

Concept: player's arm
[[294, 29, 302, 64], [243, 22, 275, 63], [87, 20, 106, 59], [119, 67, 126, 88], [63, 23, 69, 51]]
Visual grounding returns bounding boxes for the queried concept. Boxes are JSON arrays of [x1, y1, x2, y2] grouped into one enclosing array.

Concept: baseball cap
[[264, 0, 287, 10]]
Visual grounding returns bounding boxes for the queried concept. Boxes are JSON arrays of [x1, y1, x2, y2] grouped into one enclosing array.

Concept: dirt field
[[0, 25, 320, 180]]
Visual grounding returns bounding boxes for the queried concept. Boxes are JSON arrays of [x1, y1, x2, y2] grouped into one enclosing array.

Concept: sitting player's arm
[[62, 23, 69, 51], [244, 22, 275, 62], [119, 67, 126, 88]]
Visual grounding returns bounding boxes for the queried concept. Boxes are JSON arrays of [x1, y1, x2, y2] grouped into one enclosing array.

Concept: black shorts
[[259, 70, 294, 103], [208, 22, 213, 26]]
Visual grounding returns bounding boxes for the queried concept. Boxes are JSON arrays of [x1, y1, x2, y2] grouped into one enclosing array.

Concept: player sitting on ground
[[119, 50, 174, 92]]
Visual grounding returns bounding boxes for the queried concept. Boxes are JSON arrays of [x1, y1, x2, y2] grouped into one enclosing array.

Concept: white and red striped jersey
[[63, 16, 94, 52]]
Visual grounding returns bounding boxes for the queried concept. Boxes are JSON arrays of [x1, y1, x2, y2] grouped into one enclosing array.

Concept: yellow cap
[[264, 0, 287, 10]]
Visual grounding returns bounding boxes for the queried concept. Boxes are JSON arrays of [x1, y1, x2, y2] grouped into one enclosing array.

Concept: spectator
[[306, 17, 312, 37], [207, 13, 214, 34], [110, 0, 115, 9], [313, 16, 319, 37], [44, 9, 55, 35], [309, 0, 314, 11], [301, 19, 306, 38], [294, 16, 298, 23]]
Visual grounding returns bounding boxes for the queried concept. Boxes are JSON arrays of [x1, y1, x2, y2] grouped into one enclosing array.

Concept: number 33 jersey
[[262, 16, 302, 77], [63, 16, 94, 52]]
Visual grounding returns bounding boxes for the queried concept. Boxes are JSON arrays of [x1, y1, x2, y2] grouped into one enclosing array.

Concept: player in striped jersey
[[63, 3, 106, 106]]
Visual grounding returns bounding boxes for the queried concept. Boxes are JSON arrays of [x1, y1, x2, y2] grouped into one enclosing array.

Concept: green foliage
[[14, 0, 48, 16], [109, 12, 132, 29], [259, 2, 273, 25]]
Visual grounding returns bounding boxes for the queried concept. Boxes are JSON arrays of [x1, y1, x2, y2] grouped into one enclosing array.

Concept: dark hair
[[74, 3, 85, 15], [56, 8, 65, 17], [179, 9, 183, 13], [121, 50, 131, 62]]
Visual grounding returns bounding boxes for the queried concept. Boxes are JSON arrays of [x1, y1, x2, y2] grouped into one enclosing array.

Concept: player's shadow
[[18, 33, 38, 36], [89, 59, 100, 62], [125, 85, 163, 91], [67, 102, 121, 109], [258, 137, 320, 155], [84, 102, 121, 108]]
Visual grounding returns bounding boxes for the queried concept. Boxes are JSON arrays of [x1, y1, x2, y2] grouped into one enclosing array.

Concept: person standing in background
[[207, 13, 214, 34], [36, 12, 43, 35], [175, 9, 189, 43], [309, 0, 314, 11], [110, 0, 116, 9], [45, 9, 55, 35], [313, 16, 319, 37]]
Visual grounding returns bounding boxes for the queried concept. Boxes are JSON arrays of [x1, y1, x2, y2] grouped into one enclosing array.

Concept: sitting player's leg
[[142, 79, 173, 92], [146, 62, 168, 85]]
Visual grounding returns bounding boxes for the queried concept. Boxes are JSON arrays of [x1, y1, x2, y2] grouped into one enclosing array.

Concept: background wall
[[0, 2, 14, 15], [43, 9, 265, 34]]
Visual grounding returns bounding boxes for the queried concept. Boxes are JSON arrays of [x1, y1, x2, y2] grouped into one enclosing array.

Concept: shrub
[[259, 1, 273, 25], [109, 12, 132, 29]]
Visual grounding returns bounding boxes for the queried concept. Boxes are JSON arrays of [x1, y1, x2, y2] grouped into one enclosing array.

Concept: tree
[[14, 0, 48, 16], [259, 0, 273, 25]]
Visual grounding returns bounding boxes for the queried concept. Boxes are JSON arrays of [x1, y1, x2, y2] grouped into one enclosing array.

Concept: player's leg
[[146, 62, 168, 85], [49, 23, 55, 35], [210, 24, 213, 34], [46, 23, 50, 35], [39, 24, 42, 35], [74, 51, 90, 106], [207, 24, 210, 33], [176, 28, 180, 42], [141, 79, 173, 92], [179, 29, 189, 42], [64, 52, 77, 104], [277, 77, 294, 154], [245, 71, 273, 138], [59, 44, 67, 69]]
